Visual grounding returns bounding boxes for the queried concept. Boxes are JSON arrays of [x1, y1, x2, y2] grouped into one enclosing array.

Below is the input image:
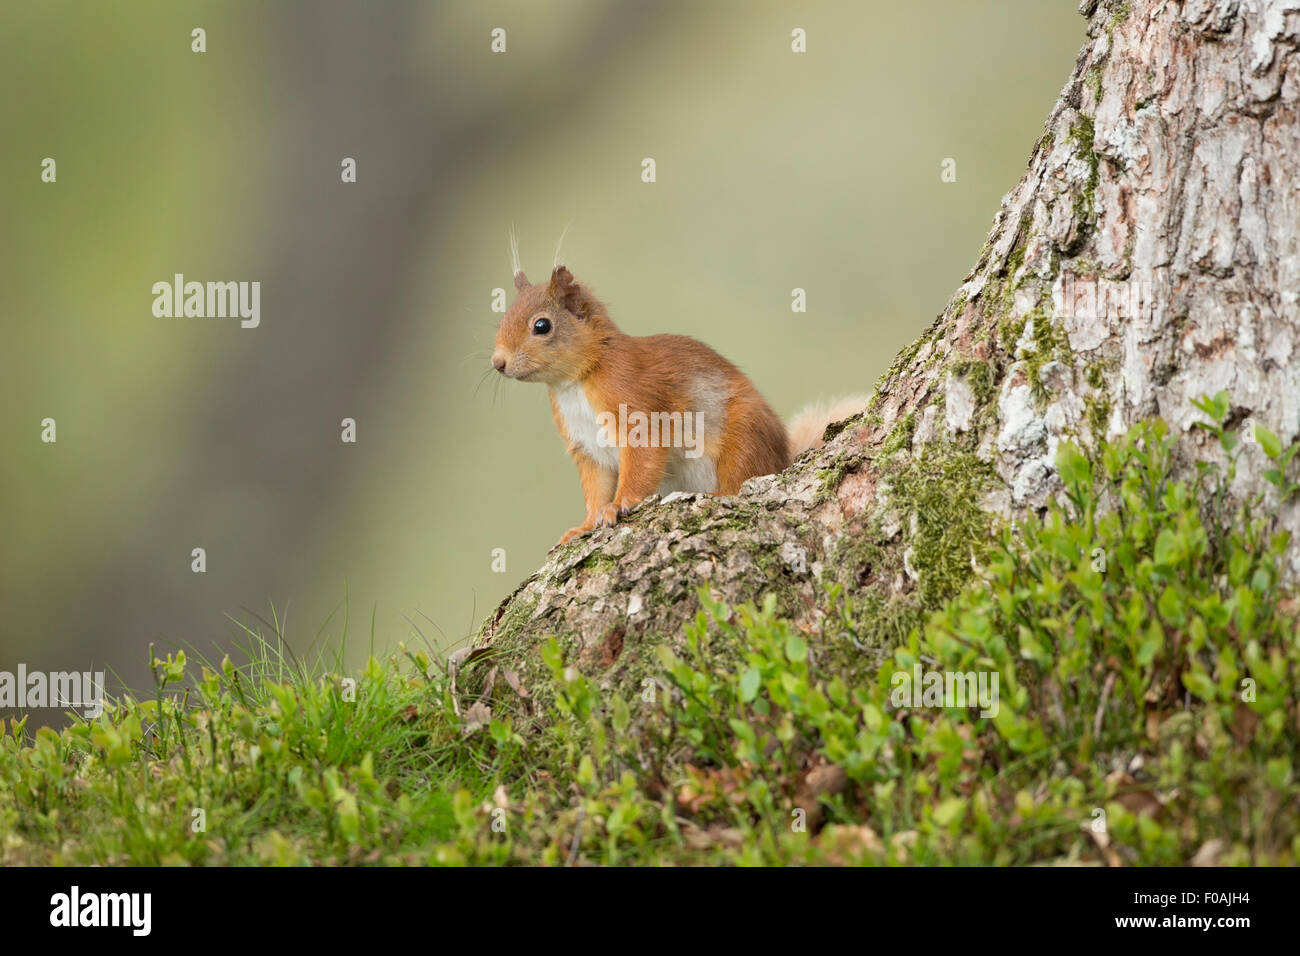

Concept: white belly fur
[[551, 375, 727, 495], [552, 383, 621, 470]]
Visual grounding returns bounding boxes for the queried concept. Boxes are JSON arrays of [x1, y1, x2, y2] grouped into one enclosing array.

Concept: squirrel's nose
[[492, 355, 507, 373]]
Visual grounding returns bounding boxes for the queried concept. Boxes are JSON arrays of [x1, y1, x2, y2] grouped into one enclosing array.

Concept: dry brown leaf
[[1105, 770, 1164, 818], [1230, 702, 1259, 745], [794, 761, 848, 832], [890, 829, 918, 863], [1085, 824, 1123, 867], [461, 700, 492, 736], [818, 824, 883, 864], [447, 646, 492, 669], [503, 669, 531, 699], [1190, 838, 1226, 867], [682, 826, 745, 851]]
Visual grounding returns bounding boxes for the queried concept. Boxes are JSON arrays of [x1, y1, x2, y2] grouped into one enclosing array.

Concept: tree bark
[[471, 0, 1300, 701]]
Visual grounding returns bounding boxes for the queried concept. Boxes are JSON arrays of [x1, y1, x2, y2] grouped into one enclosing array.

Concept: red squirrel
[[492, 262, 868, 546]]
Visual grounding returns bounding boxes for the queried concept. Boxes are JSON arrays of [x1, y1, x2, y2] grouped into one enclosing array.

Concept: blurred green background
[[0, 0, 1082, 720]]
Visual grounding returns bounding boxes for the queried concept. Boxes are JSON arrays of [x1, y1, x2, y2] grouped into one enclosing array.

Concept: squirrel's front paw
[[597, 497, 643, 528], [556, 523, 594, 547]]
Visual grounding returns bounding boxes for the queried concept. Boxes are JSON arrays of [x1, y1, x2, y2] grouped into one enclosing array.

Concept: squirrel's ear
[[550, 265, 589, 319], [513, 271, 529, 292]]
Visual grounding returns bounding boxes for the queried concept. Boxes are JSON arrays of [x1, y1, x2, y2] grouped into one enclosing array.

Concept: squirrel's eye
[[532, 317, 552, 335]]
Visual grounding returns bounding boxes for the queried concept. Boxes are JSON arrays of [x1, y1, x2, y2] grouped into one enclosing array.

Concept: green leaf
[[1211, 390, 1230, 421], [1153, 528, 1182, 566], [1266, 757, 1293, 789], [1137, 621, 1164, 668], [452, 789, 476, 829], [727, 717, 757, 751], [1157, 585, 1183, 623], [784, 633, 808, 664], [1182, 670, 1215, 701], [827, 676, 849, 709], [611, 695, 630, 734], [1055, 442, 1092, 490], [862, 702, 883, 733], [933, 797, 966, 826], [540, 637, 563, 672], [1255, 425, 1283, 460], [1192, 390, 1229, 423], [739, 667, 762, 703]]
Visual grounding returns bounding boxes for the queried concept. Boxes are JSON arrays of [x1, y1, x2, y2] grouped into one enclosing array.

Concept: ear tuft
[[549, 265, 587, 318], [513, 271, 529, 291]]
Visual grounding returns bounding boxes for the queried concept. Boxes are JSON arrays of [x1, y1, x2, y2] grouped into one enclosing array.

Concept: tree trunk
[[471, 0, 1300, 701]]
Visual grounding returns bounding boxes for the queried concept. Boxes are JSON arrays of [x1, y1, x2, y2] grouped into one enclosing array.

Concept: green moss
[[1004, 242, 1026, 283], [1085, 393, 1112, 437], [827, 531, 893, 622], [1085, 62, 1104, 105], [980, 214, 1034, 320], [1030, 307, 1069, 357], [489, 591, 540, 652], [884, 444, 995, 610], [1068, 115, 1101, 221], [996, 299, 1074, 410], [998, 314, 1027, 353], [751, 547, 810, 620], [829, 434, 994, 643], [464, 589, 546, 702], [1019, 308, 1074, 407], [867, 316, 948, 407], [577, 551, 617, 575], [702, 502, 765, 533], [819, 411, 861, 445], [1082, 358, 1117, 440], [951, 358, 996, 407], [879, 413, 916, 456], [817, 458, 854, 500], [814, 444, 871, 503], [818, 584, 926, 673]]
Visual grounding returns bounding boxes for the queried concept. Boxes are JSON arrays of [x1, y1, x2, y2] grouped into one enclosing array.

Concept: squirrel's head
[[492, 265, 608, 384]]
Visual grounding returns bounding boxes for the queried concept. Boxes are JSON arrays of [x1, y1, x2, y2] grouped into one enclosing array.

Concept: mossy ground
[[3, 409, 1296, 865]]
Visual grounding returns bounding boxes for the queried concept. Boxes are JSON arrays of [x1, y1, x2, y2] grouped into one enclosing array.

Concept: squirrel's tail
[[787, 394, 872, 458]]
